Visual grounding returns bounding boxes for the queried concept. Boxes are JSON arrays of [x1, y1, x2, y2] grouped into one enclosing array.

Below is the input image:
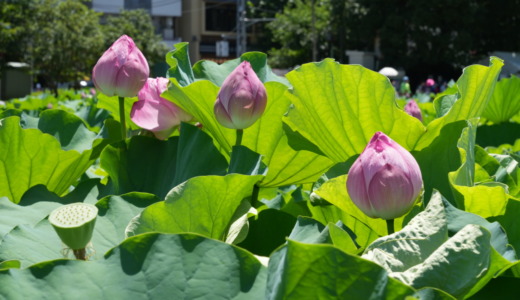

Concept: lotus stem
[[119, 96, 127, 140], [235, 129, 243, 147], [73, 248, 87, 260], [386, 219, 395, 235], [251, 184, 260, 205]]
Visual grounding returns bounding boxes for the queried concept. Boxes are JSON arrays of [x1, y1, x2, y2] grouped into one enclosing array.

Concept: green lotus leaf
[[362, 191, 515, 299], [127, 174, 263, 241], [482, 75, 520, 123], [0, 110, 105, 203], [0, 233, 267, 299], [164, 80, 333, 187], [266, 240, 416, 299]]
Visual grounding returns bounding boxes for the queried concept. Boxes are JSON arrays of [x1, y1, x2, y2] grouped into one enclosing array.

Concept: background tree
[[266, 0, 331, 68], [264, 0, 361, 68], [102, 9, 169, 67], [0, 0, 36, 75], [246, 0, 288, 53], [27, 0, 104, 93]]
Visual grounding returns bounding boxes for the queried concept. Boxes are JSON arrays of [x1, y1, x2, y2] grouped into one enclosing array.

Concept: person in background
[[425, 78, 436, 93], [400, 76, 411, 98]]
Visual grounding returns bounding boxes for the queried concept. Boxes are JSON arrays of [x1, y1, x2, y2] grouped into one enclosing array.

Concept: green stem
[[73, 248, 86, 260], [235, 129, 243, 147], [118, 96, 127, 140], [386, 219, 395, 235], [251, 184, 260, 206]]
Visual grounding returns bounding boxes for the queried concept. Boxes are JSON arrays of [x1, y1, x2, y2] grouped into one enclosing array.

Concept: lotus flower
[[92, 35, 149, 97], [404, 100, 423, 121], [214, 61, 267, 129], [346, 132, 423, 220], [130, 77, 192, 140]]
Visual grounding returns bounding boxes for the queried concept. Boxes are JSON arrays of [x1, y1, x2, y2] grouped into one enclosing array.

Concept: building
[[88, 0, 242, 63], [177, 0, 238, 62], [89, 0, 183, 48]]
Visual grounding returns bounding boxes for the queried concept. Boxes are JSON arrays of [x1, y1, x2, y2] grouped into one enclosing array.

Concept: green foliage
[[0, 110, 106, 203], [100, 123, 228, 198], [0, 0, 35, 67], [0, 233, 268, 298], [102, 9, 169, 66], [266, 0, 332, 68], [363, 192, 514, 299], [127, 174, 263, 241], [1, 46, 519, 298], [27, 0, 105, 91], [482, 75, 520, 124]]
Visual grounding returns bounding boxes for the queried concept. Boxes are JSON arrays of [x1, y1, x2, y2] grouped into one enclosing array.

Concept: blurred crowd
[[392, 76, 449, 100]]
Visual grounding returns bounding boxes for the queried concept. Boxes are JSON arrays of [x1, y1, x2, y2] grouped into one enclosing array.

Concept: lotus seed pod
[[49, 203, 98, 250]]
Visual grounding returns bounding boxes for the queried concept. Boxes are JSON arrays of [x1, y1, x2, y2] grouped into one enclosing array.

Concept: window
[[125, 0, 151, 11], [205, 1, 236, 32]]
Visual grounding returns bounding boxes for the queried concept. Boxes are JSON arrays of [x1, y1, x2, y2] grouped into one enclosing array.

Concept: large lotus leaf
[[362, 191, 515, 299], [96, 93, 140, 131], [287, 217, 359, 254], [0, 192, 160, 267], [0, 112, 104, 203], [266, 240, 416, 299], [282, 58, 425, 163], [127, 174, 263, 241], [414, 57, 503, 150], [0, 196, 60, 239], [470, 277, 520, 299], [164, 80, 334, 187], [237, 209, 297, 257], [482, 75, 520, 123], [165, 43, 289, 87], [474, 149, 520, 197], [489, 198, 520, 259], [100, 123, 228, 198], [312, 175, 411, 237], [476, 122, 520, 148], [228, 145, 267, 176], [308, 197, 380, 250], [192, 51, 290, 87], [281, 58, 502, 164], [0, 260, 20, 271], [447, 119, 513, 217], [166, 42, 196, 86], [0, 233, 267, 299], [0, 179, 100, 238], [413, 120, 468, 205]]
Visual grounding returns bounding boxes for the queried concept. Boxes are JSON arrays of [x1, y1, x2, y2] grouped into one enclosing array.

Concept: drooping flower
[[92, 35, 149, 97], [130, 77, 192, 140], [214, 61, 267, 129], [346, 132, 423, 220], [404, 100, 423, 121]]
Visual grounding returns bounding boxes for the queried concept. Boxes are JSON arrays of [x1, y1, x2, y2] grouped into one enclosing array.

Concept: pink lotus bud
[[404, 100, 423, 121], [214, 61, 267, 129], [130, 77, 192, 140], [92, 35, 149, 97], [346, 132, 422, 220]]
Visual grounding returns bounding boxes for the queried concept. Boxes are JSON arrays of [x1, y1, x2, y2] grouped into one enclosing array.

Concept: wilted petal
[[131, 99, 177, 132]]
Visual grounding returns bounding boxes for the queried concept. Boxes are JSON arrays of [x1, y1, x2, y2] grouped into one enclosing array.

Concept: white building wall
[[151, 0, 182, 16], [92, 0, 124, 14]]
